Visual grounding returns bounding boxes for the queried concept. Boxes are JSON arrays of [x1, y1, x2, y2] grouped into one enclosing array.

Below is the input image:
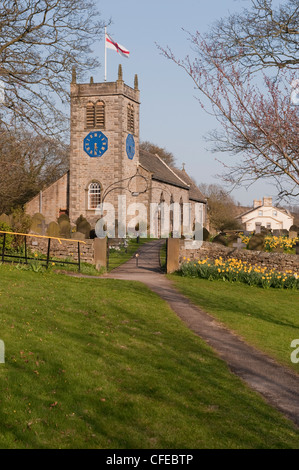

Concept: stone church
[[26, 65, 206, 237]]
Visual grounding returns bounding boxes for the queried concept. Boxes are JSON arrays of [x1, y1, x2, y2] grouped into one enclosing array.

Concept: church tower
[[69, 65, 140, 226]]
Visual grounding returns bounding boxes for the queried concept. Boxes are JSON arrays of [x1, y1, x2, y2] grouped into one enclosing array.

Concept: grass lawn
[[169, 275, 299, 372], [0, 264, 299, 448], [108, 237, 154, 271]]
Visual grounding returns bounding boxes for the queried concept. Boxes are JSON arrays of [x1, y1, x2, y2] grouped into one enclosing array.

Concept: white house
[[237, 197, 294, 232]]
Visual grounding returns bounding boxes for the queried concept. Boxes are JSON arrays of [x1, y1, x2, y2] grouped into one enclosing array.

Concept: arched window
[[88, 182, 101, 209], [95, 100, 105, 128], [86, 102, 95, 128], [127, 103, 134, 133]]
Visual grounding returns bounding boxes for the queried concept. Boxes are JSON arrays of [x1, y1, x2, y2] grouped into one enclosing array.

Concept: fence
[[0, 231, 86, 272]]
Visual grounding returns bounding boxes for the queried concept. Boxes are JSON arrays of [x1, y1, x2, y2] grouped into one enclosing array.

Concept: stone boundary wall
[[179, 240, 299, 274], [27, 236, 94, 264]]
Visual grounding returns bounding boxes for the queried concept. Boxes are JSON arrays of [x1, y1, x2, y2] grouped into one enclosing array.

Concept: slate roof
[[139, 150, 206, 203], [171, 167, 206, 203]]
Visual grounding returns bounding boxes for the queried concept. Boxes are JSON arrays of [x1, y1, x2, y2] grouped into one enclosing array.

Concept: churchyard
[[0, 214, 299, 448], [0, 262, 299, 448]]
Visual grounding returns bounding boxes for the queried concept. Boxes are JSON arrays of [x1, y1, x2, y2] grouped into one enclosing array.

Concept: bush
[[0, 221, 14, 251]]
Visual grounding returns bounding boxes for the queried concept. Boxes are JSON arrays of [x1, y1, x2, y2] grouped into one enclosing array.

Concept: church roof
[[139, 150, 188, 189], [139, 150, 207, 203], [139, 150, 206, 203], [170, 167, 207, 203]]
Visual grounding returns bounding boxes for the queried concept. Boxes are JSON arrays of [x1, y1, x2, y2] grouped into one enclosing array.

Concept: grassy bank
[[169, 275, 299, 372], [0, 264, 299, 448]]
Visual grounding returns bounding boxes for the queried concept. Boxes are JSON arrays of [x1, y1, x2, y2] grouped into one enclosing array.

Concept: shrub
[[0, 221, 14, 251]]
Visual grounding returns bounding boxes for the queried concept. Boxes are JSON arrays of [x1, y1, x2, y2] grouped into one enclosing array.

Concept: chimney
[[253, 199, 262, 208], [263, 197, 272, 207]]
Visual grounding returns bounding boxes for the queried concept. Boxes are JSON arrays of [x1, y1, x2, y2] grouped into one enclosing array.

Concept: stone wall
[[179, 240, 299, 274], [25, 173, 69, 224], [27, 236, 94, 264]]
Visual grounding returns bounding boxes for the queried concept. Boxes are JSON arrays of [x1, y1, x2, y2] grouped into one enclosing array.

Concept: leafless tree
[[0, 0, 105, 136], [159, 0, 299, 200], [207, 0, 299, 73]]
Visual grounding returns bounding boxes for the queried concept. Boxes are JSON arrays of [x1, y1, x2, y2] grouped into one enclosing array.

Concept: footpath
[[70, 239, 299, 427]]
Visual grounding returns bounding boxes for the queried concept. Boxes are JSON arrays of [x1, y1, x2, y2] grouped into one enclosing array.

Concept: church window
[[88, 182, 101, 209], [86, 102, 95, 128], [95, 101, 105, 128], [127, 103, 135, 133]]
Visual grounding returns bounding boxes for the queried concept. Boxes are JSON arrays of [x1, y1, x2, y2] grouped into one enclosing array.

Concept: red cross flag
[[105, 32, 130, 59]]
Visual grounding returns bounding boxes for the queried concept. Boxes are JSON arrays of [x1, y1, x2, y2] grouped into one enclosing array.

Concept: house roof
[[139, 150, 206, 203], [236, 204, 293, 220]]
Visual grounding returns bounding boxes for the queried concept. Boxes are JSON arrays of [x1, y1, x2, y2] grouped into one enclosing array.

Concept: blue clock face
[[126, 134, 135, 160], [84, 131, 108, 157]]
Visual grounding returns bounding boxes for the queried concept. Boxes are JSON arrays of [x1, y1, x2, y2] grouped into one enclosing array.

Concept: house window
[[127, 103, 134, 133], [95, 100, 105, 128], [88, 182, 101, 209], [86, 102, 95, 128], [273, 210, 277, 217], [258, 210, 263, 216]]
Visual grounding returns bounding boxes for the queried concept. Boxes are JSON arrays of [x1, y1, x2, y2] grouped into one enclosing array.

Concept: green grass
[[169, 275, 299, 372], [1, 264, 299, 448], [108, 237, 155, 271]]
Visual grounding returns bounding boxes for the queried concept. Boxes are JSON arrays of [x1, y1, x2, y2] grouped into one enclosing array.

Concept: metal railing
[[0, 231, 86, 272]]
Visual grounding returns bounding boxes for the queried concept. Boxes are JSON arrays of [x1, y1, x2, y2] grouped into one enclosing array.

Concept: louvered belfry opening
[[127, 103, 134, 133], [86, 102, 95, 128], [95, 101, 105, 128]]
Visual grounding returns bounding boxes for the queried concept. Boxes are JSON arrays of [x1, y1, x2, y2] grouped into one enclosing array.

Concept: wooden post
[[94, 238, 107, 270], [1, 233, 6, 262], [166, 238, 180, 273]]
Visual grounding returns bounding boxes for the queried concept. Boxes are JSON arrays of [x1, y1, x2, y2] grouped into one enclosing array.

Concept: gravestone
[[0, 214, 11, 226], [233, 237, 246, 250], [289, 230, 298, 239], [59, 220, 71, 239], [31, 213, 47, 235], [248, 233, 265, 251], [47, 221, 60, 238], [76, 215, 91, 239], [212, 233, 228, 246], [71, 231, 86, 241]]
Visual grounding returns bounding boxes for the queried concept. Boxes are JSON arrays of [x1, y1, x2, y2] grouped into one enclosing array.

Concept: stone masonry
[[179, 240, 299, 274]]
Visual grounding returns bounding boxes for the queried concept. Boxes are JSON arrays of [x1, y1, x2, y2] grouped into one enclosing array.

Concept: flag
[[105, 32, 130, 59]]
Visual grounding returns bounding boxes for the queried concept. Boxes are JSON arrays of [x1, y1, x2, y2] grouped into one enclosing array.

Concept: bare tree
[[207, 0, 299, 73], [198, 183, 241, 232], [0, 0, 105, 136], [159, 0, 299, 200]]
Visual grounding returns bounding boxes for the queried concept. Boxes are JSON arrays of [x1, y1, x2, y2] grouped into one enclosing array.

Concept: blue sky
[[93, 0, 281, 206]]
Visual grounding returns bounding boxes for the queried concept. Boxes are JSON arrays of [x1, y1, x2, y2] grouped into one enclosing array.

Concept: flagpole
[[104, 26, 107, 81]]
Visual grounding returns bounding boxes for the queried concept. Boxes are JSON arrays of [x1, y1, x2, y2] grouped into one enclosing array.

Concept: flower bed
[[239, 233, 299, 253], [180, 257, 299, 289]]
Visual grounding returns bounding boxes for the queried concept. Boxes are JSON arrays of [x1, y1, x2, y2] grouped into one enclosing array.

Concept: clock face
[[84, 131, 108, 157], [126, 134, 135, 160]]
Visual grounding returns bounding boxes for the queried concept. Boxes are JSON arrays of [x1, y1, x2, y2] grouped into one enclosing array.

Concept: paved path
[[102, 239, 299, 427]]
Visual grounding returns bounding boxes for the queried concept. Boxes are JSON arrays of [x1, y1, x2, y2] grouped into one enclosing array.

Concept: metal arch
[[101, 166, 149, 203]]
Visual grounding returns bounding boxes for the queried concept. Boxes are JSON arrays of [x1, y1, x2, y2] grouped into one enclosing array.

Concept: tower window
[[86, 102, 95, 128], [127, 103, 135, 133], [88, 182, 101, 209], [95, 100, 105, 128]]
